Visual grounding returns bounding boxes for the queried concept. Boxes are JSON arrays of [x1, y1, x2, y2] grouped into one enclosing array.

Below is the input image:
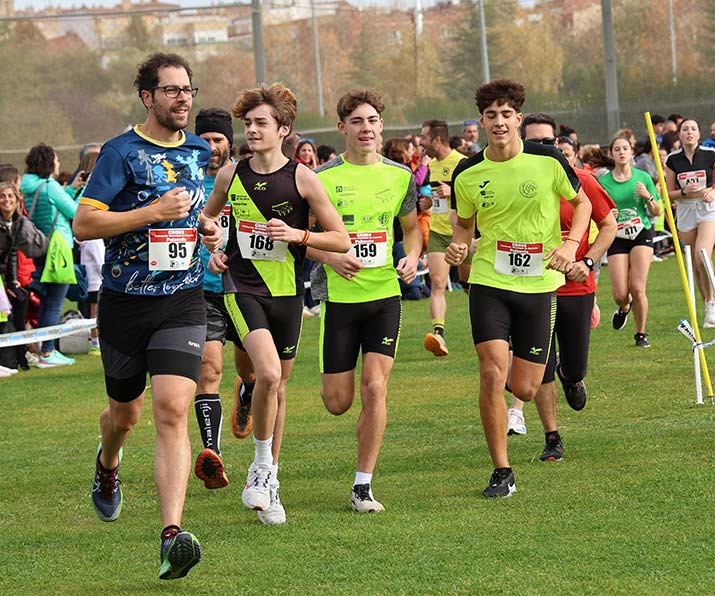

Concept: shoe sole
[[258, 506, 287, 525], [563, 386, 587, 411], [230, 376, 253, 439], [159, 533, 202, 580], [351, 502, 385, 513], [612, 315, 628, 331], [194, 449, 228, 489], [424, 334, 448, 357], [540, 455, 563, 462], [37, 361, 68, 368]]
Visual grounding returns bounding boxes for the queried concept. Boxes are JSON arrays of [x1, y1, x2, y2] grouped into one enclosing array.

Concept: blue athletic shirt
[[199, 173, 224, 293], [81, 126, 210, 296]]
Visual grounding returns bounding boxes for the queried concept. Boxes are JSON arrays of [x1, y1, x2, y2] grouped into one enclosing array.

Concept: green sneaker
[[159, 531, 202, 580]]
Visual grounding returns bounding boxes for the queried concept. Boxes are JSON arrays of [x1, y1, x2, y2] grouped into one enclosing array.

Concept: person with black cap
[[192, 108, 257, 491]]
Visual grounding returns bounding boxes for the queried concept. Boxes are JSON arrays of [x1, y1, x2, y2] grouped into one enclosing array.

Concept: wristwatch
[[582, 256, 595, 271]]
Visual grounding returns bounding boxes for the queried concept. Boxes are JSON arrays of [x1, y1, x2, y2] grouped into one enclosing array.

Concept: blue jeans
[[38, 282, 69, 353]]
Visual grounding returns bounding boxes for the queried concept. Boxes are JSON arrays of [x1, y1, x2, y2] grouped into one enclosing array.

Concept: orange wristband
[[299, 228, 310, 246]]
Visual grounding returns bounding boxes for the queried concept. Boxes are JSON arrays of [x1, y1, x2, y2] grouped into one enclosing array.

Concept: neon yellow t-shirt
[[428, 149, 465, 236], [312, 155, 416, 303], [453, 142, 581, 293]]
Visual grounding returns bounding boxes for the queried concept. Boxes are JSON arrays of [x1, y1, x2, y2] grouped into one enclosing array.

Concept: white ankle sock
[[253, 435, 273, 466], [354, 471, 372, 486]]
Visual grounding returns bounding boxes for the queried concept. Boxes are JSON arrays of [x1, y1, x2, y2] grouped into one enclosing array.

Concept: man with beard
[[419, 119, 465, 357], [73, 52, 220, 580], [192, 108, 257, 491]]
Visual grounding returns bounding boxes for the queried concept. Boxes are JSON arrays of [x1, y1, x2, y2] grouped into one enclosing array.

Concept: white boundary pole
[[685, 246, 703, 405]]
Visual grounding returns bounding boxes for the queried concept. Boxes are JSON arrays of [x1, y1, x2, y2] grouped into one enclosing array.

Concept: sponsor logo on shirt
[[272, 201, 293, 216], [519, 180, 539, 199], [254, 181, 268, 191]]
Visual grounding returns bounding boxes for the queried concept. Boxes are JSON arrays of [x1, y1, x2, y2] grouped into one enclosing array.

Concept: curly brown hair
[[231, 83, 297, 129], [336, 88, 384, 122], [133, 52, 193, 98], [474, 79, 526, 114], [25, 144, 56, 179]]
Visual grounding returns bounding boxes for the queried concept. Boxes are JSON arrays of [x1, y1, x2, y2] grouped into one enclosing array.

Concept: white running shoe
[[0, 365, 18, 375], [507, 408, 527, 435], [351, 483, 385, 513], [257, 480, 286, 525], [704, 301, 715, 328], [242, 463, 272, 511]]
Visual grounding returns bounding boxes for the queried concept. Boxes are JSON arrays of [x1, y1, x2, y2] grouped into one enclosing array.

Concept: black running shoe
[[556, 364, 587, 411], [92, 446, 122, 522], [634, 332, 651, 348], [612, 307, 629, 330], [539, 435, 564, 462], [159, 531, 202, 580], [482, 469, 516, 498]]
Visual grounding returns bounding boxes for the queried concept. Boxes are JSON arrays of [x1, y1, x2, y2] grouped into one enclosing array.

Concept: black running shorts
[[607, 227, 654, 256], [469, 284, 555, 365], [224, 293, 302, 360], [98, 286, 206, 402], [319, 296, 402, 374]]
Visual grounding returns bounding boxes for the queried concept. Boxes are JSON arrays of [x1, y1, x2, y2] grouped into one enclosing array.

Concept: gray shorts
[[205, 291, 240, 345]]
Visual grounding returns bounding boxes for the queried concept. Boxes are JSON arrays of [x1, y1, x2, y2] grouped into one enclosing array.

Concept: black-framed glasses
[[530, 136, 556, 145], [557, 135, 576, 146], [151, 85, 199, 98]]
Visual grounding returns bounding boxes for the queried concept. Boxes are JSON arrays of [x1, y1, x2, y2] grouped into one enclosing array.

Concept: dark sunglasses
[[530, 137, 556, 145]]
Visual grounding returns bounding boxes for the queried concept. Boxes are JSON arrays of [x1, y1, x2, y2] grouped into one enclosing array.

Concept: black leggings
[[543, 292, 595, 384]]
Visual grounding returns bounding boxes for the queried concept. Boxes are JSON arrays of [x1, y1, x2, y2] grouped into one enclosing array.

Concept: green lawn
[[1, 255, 714, 595]]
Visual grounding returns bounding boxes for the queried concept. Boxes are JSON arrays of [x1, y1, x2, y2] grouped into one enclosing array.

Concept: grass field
[[2, 255, 714, 595]]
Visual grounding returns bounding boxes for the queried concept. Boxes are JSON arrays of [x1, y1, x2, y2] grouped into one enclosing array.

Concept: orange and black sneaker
[[424, 332, 448, 357], [194, 448, 228, 489], [230, 376, 253, 439]]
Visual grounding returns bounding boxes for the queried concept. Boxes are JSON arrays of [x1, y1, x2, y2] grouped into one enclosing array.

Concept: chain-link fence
[[0, 0, 712, 168]]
